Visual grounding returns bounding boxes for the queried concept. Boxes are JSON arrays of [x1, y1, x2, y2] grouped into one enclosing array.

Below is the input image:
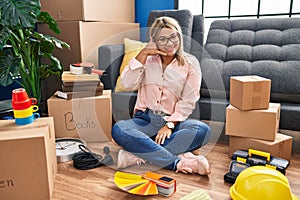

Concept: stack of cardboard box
[[48, 90, 112, 142], [38, 0, 138, 143], [0, 117, 56, 199], [226, 75, 292, 160], [37, 0, 140, 69]]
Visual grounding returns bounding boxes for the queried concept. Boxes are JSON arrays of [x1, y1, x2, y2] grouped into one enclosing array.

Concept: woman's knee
[[111, 121, 127, 141], [198, 121, 211, 145], [189, 120, 211, 144], [188, 120, 211, 134], [112, 120, 138, 143], [201, 122, 211, 136], [111, 123, 119, 142]]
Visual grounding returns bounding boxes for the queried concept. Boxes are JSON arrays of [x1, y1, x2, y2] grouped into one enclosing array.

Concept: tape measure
[[70, 62, 105, 75]]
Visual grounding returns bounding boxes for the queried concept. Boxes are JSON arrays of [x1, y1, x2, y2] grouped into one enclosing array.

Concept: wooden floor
[[52, 141, 300, 200]]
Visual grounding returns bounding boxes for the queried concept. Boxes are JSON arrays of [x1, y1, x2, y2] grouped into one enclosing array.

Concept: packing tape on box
[[70, 64, 84, 75]]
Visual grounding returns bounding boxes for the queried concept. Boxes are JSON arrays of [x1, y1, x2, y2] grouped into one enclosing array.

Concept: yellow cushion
[[115, 38, 147, 92]]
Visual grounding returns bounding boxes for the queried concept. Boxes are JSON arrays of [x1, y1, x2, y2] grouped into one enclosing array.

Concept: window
[[231, 0, 257, 16], [178, 0, 202, 15], [177, 0, 299, 42], [260, 0, 290, 15], [293, 0, 300, 13], [203, 0, 229, 17]]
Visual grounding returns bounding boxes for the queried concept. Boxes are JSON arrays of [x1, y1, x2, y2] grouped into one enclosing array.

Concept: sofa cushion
[[147, 9, 194, 53], [202, 18, 300, 104], [115, 38, 147, 92]]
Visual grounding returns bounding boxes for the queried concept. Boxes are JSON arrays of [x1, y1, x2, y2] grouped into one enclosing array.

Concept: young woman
[[111, 16, 211, 175]]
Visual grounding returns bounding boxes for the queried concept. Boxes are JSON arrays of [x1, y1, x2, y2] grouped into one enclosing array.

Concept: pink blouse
[[120, 54, 201, 122]]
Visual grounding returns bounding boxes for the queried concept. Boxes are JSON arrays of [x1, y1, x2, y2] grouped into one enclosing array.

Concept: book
[[62, 80, 101, 87], [55, 90, 103, 100], [62, 71, 100, 82], [62, 82, 104, 92], [114, 171, 176, 197], [70, 62, 106, 75]]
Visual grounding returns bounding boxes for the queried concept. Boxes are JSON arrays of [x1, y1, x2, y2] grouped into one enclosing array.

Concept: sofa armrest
[[190, 15, 204, 61], [98, 44, 124, 90]]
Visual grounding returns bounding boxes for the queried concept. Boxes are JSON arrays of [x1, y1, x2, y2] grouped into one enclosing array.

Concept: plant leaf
[[41, 53, 63, 72], [32, 31, 70, 53], [38, 64, 61, 80], [0, 53, 21, 86], [38, 11, 60, 34], [0, 0, 41, 28], [0, 26, 12, 50]]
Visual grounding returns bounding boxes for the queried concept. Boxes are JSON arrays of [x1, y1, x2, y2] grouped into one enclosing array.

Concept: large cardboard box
[[47, 90, 112, 142], [37, 21, 140, 69], [40, 0, 135, 22], [0, 117, 56, 200], [225, 103, 280, 141], [229, 133, 293, 161], [230, 75, 271, 110]]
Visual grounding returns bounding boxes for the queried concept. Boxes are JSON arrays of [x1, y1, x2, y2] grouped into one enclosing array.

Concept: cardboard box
[[47, 90, 112, 142], [230, 75, 271, 110], [37, 21, 140, 69], [225, 103, 280, 141], [229, 133, 293, 161], [0, 117, 56, 200], [40, 0, 135, 22]]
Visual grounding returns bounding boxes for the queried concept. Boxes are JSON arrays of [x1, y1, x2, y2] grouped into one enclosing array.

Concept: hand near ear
[[136, 38, 167, 64]]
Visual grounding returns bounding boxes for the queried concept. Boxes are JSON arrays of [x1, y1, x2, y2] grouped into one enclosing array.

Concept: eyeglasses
[[156, 33, 180, 46]]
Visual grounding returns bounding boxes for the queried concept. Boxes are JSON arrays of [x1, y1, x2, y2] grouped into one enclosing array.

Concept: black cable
[[72, 145, 113, 170]]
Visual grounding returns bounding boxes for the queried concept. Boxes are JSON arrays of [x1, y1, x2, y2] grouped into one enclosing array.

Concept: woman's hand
[[155, 126, 172, 145], [136, 39, 167, 64]]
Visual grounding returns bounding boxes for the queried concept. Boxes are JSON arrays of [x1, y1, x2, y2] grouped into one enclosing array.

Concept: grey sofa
[[98, 13, 300, 152], [200, 17, 300, 152]]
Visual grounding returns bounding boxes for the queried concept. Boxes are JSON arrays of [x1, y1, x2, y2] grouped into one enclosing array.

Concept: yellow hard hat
[[230, 166, 298, 200]]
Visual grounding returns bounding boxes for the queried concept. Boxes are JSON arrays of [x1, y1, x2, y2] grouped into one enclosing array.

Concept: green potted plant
[[0, 0, 69, 108]]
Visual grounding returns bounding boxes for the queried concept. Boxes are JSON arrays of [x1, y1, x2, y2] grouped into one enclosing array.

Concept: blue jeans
[[111, 109, 211, 171]]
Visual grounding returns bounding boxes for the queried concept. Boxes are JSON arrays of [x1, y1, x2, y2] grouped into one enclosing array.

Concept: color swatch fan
[[114, 171, 176, 196], [114, 171, 158, 195]]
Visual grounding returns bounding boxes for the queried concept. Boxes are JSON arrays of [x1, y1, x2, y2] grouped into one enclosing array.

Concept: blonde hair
[[150, 16, 186, 66]]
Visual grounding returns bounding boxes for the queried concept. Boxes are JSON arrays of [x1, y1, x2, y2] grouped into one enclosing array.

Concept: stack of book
[[55, 71, 104, 100], [114, 171, 176, 197]]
